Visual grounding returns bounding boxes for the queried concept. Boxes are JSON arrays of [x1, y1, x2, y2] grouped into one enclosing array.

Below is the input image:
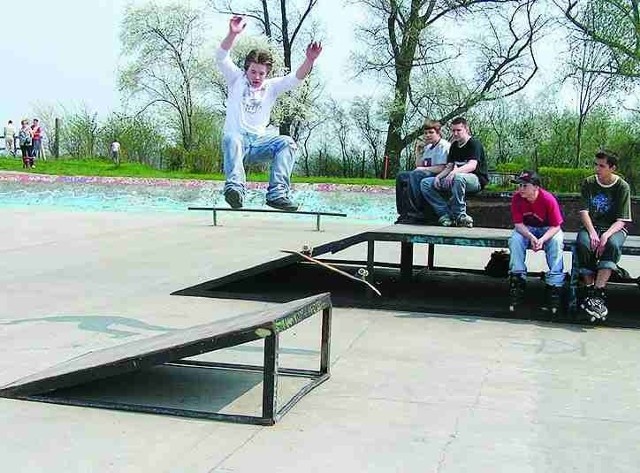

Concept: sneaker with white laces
[[456, 213, 473, 228], [438, 215, 453, 227], [581, 296, 608, 322]]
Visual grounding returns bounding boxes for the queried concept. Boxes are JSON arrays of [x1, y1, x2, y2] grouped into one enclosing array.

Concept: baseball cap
[[511, 170, 541, 186]]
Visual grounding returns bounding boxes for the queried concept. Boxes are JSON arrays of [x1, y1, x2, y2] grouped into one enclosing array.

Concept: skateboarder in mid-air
[[507, 170, 565, 315], [216, 15, 322, 212]]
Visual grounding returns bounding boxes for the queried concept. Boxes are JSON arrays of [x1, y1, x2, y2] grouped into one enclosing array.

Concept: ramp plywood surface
[[0, 293, 331, 398]]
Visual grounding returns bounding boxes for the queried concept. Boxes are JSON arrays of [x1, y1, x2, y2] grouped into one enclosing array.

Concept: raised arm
[[296, 42, 322, 80], [221, 15, 246, 51]]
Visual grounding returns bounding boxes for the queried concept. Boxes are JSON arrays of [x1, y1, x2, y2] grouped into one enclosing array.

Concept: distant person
[[576, 150, 632, 322], [30, 118, 43, 164], [395, 120, 450, 224], [18, 119, 34, 168], [4, 120, 15, 156], [216, 15, 322, 211], [110, 140, 121, 165], [507, 170, 564, 315], [39, 129, 47, 160], [419, 117, 488, 227]]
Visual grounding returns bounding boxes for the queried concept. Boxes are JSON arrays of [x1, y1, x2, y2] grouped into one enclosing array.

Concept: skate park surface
[[1, 207, 640, 472]]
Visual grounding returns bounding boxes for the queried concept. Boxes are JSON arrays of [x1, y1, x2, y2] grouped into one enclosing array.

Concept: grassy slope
[[0, 157, 392, 186]]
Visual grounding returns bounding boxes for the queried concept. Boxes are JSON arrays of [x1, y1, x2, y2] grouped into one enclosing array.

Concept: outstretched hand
[[306, 41, 323, 61], [229, 15, 246, 35]]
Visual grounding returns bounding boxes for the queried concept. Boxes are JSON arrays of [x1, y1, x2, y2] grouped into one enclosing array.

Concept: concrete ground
[[1, 207, 639, 473]]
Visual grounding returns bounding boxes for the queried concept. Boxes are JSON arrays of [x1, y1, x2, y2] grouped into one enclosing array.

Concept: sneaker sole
[[224, 191, 243, 209], [266, 201, 299, 212]]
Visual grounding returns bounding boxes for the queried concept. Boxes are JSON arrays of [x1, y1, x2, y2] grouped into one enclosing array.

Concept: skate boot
[[580, 286, 608, 323], [508, 275, 526, 313], [542, 284, 562, 318]]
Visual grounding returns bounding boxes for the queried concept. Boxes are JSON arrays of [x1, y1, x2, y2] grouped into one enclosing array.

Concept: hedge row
[[495, 164, 595, 193]]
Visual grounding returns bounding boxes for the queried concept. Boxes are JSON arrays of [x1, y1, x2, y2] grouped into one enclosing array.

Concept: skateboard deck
[[281, 249, 382, 296]]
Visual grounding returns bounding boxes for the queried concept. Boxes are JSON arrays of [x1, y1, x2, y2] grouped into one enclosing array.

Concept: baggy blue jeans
[[222, 132, 297, 201], [419, 173, 481, 218], [509, 226, 565, 287], [575, 228, 627, 276]]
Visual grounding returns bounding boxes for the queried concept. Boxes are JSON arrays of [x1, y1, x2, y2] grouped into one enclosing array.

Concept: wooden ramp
[[0, 293, 333, 426]]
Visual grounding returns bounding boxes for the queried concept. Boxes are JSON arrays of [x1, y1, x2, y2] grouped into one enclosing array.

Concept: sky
[[0, 0, 580, 129], [0, 0, 372, 126]]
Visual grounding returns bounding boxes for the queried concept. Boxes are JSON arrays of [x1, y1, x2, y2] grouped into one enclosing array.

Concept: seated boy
[[576, 150, 632, 322], [419, 117, 488, 227], [507, 170, 564, 314], [395, 120, 449, 224]]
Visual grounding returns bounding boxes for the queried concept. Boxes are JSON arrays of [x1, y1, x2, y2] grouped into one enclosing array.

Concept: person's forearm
[[452, 159, 477, 174], [221, 32, 238, 51], [539, 226, 560, 244], [515, 223, 534, 240], [437, 164, 453, 178], [416, 164, 445, 174], [602, 220, 627, 238], [579, 210, 597, 234], [296, 57, 315, 80]]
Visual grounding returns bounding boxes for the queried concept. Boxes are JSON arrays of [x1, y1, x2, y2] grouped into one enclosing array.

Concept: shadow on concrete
[[47, 364, 263, 415], [175, 261, 640, 330]]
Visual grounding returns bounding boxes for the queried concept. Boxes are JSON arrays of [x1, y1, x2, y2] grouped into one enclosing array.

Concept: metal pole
[[213, 209, 217, 226], [316, 214, 321, 231], [262, 333, 279, 423], [427, 244, 435, 270], [54, 117, 61, 159], [400, 241, 414, 282], [320, 307, 332, 375]]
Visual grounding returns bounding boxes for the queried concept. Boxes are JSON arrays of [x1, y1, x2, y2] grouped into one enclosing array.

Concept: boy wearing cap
[[508, 170, 565, 314], [576, 151, 632, 322]]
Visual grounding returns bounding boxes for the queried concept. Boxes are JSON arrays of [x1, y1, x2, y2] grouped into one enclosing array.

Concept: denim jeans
[[395, 169, 435, 214], [509, 227, 565, 286], [222, 132, 296, 201], [419, 173, 481, 218], [576, 228, 627, 275]]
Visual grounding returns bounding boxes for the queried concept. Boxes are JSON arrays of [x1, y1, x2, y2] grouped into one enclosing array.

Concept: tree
[[350, 96, 386, 177], [353, 0, 545, 176], [62, 106, 99, 158], [211, 0, 320, 136], [328, 99, 354, 177], [561, 0, 640, 78], [566, 38, 618, 166], [119, 3, 209, 151]]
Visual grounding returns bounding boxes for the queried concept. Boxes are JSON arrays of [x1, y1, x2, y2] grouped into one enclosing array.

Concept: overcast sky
[[0, 0, 589, 129]]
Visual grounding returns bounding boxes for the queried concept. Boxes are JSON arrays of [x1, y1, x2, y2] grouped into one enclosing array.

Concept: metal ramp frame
[[0, 293, 333, 426]]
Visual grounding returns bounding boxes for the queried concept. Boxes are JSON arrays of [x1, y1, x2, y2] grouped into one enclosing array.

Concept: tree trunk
[[278, 0, 293, 136]]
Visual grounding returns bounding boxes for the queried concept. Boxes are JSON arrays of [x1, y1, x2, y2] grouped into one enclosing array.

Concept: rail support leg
[[400, 241, 414, 282]]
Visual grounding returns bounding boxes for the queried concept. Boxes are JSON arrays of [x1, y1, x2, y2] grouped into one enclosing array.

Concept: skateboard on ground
[[281, 246, 382, 296]]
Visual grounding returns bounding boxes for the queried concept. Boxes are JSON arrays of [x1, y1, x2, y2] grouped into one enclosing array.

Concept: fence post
[[54, 118, 61, 159]]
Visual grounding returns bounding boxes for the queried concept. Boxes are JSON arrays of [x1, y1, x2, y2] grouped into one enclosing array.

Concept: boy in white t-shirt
[[216, 15, 322, 211]]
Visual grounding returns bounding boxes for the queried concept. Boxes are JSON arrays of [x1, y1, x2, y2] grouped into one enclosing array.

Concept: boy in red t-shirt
[[508, 170, 565, 314]]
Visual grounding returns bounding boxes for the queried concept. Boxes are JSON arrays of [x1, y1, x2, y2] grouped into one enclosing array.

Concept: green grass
[[0, 156, 395, 186]]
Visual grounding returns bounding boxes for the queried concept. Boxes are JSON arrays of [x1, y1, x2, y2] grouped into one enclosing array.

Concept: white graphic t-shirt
[[216, 47, 301, 136]]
